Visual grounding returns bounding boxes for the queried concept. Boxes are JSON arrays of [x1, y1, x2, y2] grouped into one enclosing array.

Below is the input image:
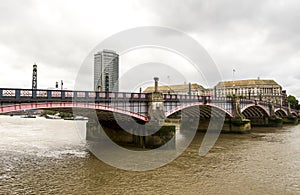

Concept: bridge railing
[[163, 94, 229, 102], [0, 88, 149, 102], [163, 94, 234, 114], [209, 97, 233, 114], [163, 94, 205, 101], [163, 94, 234, 103], [274, 104, 286, 109]]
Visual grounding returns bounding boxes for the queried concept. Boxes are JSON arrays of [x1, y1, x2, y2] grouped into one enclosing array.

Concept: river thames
[[0, 115, 299, 194]]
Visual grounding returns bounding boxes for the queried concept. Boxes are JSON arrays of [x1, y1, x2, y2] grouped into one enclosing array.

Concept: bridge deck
[[0, 88, 298, 119]]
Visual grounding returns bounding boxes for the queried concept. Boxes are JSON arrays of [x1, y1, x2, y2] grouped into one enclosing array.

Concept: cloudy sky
[[0, 0, 299, 98]]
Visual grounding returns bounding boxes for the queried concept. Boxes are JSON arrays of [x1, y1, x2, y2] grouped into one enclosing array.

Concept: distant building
[[143, 83, 212, 96], [214, 79, 284, 104], [94, 49, 119, 92]]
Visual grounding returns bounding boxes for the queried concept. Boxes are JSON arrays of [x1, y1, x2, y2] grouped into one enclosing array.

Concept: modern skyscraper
[[94, 49, 119, 92]]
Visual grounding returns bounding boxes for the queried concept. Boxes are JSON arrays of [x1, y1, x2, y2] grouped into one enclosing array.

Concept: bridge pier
[[268, 101, 283, 127], [223, 118, 251, 133], [144, 124, 175, 149], [283, 103, 299, 125], [86, 118, 140, 145], [244, 116, 284, 127], [86, 119, 175, 149], [230, 97, 251, 133], [282, 116, 298, 125], [268, 117, 284, 127], [86, 119, 104, 141], [180, 118, 251, 133]]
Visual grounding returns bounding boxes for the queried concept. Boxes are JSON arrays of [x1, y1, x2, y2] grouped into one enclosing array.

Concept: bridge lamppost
[[97, 85, 101, 92], [234, 85, 237, 97], [105, 72, 109, 93], [259, 89, 262, 101], [96, 78, 102, 92], [248, 90, 251, 100], [32, 64, 37, 90], [167, 75, 170, 94], [154, 77, 159, 93]]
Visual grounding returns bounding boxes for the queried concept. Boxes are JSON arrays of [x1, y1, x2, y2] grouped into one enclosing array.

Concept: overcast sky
[[0, 0, 300, 99]]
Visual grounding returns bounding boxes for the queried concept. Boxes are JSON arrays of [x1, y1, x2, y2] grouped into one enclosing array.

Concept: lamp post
[[259, 89, 262, 101], [232, 68, 236, 98], [167, 75, 170, 94], [105, 72, 109, 93], [154, 77, 159, 93], [32, 64, 37, 90]]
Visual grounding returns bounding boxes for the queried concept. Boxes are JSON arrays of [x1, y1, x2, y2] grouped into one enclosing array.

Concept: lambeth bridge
[[1, 86, 299, 148], [0, 87, 299, 126]]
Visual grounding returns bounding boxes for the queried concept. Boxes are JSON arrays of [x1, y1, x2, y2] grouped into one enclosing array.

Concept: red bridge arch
[[0, 102, 149, 122], [165, 102, 234, 118]]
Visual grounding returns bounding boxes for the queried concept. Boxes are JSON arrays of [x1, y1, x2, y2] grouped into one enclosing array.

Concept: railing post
[[47, 90, 51, 99], [269, 100, 276, 118], [16, 89, 20, 100], [32, 89, 37, 99], [232, 96, 244, 119], [203, 96, 207, 104], [95, 91, 99, 100]]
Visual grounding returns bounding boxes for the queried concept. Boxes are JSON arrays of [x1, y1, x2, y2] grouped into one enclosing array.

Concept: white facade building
[[214, 79, 284, 104]]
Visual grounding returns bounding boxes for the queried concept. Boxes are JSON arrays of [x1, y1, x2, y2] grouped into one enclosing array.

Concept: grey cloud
[[140, 0, 300, 98], [142, 0, 267, 32], [1, 0, 300, 99]]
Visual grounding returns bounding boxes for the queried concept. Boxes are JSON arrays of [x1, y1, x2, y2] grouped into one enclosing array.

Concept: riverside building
[[214, 78, 285, 105]]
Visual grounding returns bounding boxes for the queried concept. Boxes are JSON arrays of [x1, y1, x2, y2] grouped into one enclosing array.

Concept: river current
[[0, 115, 299, 194]]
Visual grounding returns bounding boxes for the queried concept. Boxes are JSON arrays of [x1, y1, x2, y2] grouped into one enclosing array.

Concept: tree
[[287, 95, 299, 110]]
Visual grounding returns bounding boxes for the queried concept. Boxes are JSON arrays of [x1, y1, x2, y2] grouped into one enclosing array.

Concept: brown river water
[[0, 115, 299, 194]]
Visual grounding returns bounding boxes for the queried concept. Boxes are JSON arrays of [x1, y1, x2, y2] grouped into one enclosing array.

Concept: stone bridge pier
[[268, 101, 284, 127], [225, 97, 251, 133], [283, 103, 299, 124], [86, 112, 175, 149]]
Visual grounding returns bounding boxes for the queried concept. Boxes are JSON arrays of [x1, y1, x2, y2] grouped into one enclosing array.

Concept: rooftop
[[143, 83, 205, 93], [215, 79, 280, 88], [95, 49, 118, 55]]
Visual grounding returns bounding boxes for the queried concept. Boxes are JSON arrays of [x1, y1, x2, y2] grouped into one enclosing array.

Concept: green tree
[[287, 95, 299, 109]]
